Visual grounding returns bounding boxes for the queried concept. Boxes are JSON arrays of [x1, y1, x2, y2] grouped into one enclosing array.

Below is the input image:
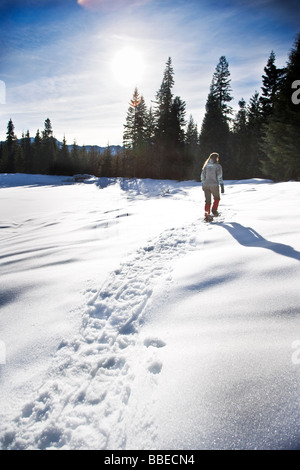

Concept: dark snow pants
[[202, 184, 220, 205]]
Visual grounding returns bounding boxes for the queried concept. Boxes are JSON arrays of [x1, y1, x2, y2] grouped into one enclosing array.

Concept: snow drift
[[0, 174, 299, 450]]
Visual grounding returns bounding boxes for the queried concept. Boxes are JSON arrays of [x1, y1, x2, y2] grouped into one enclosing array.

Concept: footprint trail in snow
[[1, 218, 211, 450]]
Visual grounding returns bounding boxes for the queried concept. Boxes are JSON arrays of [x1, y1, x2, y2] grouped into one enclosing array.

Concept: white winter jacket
[[201, 161, 223, 187]]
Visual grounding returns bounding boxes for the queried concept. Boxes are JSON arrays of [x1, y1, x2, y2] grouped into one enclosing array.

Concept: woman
[[201, 152, 224, 221]]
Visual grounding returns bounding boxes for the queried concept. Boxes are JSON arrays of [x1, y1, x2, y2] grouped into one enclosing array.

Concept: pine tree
[[153, 57, 175, 178], [2, 119, 18, 172], [185, 115, 199, 147], [123, 87, 148, 150], [123, 87, 150, 177], [185, 114, 199, 178], [41, 118, 57, 174], [199, 57, 233, 176], [20, 130, 32, 173], [42, 118, 53, 140], [154, 57, 175, 143], [55, 135, 71, 175], [100, 144, 113, 177], [78, 144, 88, 175], [261, 33, 300, 181], [168, 95, 187, 178], [70, 140, 82, 174], [144, 107, 155, 147], [199, 80, 230, 172], [32, 129, 42, 173], [233, 98, 247, 134], [242, 52, 287, 179], [87, 146, 101, 177], [170, 96, 186, 146], [230, 98, 251, 178], [247, 91, 264, 128], [246, 91, 265, 177], [154, 57, 189, 178], [260, 51, 285, 117], [6, 118, 17, 145], [142, 107, 157, 178], [212, 56, 233, 121]]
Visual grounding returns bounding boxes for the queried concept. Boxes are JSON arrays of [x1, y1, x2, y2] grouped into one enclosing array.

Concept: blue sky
[[0, 0, 299, 146]]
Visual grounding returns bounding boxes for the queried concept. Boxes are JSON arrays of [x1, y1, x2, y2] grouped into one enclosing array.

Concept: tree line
[[0, 118, 123, 178], [1, 32, 299, 181]]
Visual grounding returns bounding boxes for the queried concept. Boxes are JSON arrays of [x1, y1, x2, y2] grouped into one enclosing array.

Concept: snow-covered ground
[[0, 173, 299, 450]]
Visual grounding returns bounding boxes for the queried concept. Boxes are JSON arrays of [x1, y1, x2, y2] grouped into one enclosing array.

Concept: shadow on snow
[[217, 222, 300, 262]]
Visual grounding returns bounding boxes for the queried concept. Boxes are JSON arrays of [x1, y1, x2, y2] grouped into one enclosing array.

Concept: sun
[[111, 46, 145, 87]]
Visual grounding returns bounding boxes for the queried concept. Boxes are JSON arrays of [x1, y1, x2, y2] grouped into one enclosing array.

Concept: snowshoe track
[[0, 218, 208, 450]]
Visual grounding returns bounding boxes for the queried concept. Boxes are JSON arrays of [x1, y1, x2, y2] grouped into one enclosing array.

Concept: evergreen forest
[[1, 32, 299, 182]]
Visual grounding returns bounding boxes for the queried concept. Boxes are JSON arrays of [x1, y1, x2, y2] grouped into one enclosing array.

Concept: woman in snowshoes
[[201, 152, 224, 222]]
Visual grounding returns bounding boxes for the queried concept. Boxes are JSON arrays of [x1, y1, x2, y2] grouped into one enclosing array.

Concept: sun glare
[[111, 46, 145, 87]]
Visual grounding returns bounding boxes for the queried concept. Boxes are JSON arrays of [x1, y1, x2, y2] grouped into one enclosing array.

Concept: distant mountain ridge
[[1, 137, 123, 155], [59, 141, 123, 155]]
